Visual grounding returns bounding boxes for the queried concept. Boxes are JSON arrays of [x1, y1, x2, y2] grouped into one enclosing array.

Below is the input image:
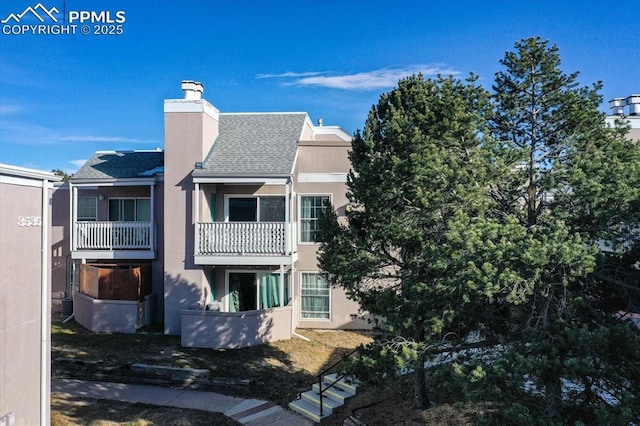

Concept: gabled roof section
[[193, 113, 307, 177], [72, 151, 164, 181]]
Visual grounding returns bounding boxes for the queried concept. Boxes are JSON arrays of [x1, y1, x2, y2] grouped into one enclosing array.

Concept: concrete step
[[311, 382, 356, 405], [323, 373, 359, 393], [290, 374, 359, 423], [289, 398, 331, 423], [301, 389, 343, 412]]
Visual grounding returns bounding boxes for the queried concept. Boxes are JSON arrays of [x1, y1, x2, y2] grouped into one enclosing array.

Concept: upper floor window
[[77, 197, 97, 221], [109, 198, 150, 221], [300, 195, 330, 243], [227, 196, 285, 222]]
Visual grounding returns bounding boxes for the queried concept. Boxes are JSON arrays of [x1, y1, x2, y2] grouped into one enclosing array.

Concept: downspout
[[40, 179, 51, 426], [293, 329, 310, 341], [194, 182, 204, 306], [68, 181, 73, 253], [150, 181, 155, 254], [64, 182, 75, 323], [287, 177, 308, 341]]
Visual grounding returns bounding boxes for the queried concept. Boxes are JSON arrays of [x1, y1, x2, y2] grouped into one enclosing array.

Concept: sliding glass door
[[228, 272, 290, 312]]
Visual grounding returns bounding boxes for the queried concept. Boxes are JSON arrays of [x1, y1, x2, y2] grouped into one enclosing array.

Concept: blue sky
[[1, 0, 638, 174]]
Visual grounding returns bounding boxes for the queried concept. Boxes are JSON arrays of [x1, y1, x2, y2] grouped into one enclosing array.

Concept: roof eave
[[69, 177, 158, 186], [192, 174, 291, 184]]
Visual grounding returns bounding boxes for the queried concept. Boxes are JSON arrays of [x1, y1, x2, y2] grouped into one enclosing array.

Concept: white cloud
[[258, 65, 460, 90], [0, 104, 23, 115], [55, 135, 151, 143], [256, 71, 324, 79], [0, 121, 159, 146], [69, 159, 88, 169]]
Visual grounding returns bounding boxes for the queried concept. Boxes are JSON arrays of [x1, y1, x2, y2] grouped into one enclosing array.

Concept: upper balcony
[[75, 221, 154, 249], [194, 222, 295, 265], [68, 150, 163, 260], [73, 220, 156, 260]]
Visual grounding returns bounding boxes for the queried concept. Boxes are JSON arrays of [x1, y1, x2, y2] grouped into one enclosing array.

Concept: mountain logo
[[2, 3, 59, 24]]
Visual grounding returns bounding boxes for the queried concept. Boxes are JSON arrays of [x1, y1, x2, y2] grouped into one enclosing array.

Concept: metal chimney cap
[[609, 97, 626, 107], [181, 81, 204, 100], [626, 94, 640, 104]]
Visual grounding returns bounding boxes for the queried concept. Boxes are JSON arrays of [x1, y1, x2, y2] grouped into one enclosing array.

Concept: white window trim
[[223, 194, 286, 222], [298, 193, 332, 245], [107, 197, 151, 221], [299, 271, 331, 321]]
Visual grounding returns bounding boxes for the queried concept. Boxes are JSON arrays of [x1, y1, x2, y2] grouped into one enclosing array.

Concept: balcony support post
[[279, 264, 285, 307], [150, 182, 155, 252], [285, 180, 291, 254], [71, 184, 78, 251], [194, 182, 200, 256]]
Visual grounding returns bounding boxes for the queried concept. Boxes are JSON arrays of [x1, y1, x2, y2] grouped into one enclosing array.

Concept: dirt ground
[[51, 395, 240, 425], [51, 321, 480, 425]]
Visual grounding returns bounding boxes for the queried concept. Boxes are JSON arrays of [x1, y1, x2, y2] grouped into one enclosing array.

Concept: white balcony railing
[[196, 222, 288, 256], [75, 221, 153, 250]]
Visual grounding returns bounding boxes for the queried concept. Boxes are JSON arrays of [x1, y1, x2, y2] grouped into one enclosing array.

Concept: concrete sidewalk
[[52, 378, 312, 426]]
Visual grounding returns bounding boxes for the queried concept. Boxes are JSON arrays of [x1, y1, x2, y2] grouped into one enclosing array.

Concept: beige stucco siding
[[291, 141, 369, 330], [0, 170, 54, 425], [164, 107, 219, 334]]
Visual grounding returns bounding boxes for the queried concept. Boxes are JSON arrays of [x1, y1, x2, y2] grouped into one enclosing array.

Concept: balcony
[[195, 222, 295, 265], [72, 221, 155, 260]]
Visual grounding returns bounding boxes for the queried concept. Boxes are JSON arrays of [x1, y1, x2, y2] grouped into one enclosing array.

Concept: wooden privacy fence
[[80, 263, 151, 301]]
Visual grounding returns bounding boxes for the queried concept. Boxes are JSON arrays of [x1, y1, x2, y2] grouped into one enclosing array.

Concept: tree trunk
[[413, 321, 429, 409], [544, 375, 562, 418], [413, 354, 429, 409]]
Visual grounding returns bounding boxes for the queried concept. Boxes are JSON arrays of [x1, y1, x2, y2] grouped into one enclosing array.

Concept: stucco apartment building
[[50, 85, 639, 348], [51, 81, 367, 348], [0, 164, 60, 426]]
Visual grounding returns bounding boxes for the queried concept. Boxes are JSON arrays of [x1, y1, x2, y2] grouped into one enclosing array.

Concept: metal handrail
[[317, 347, 359, 417]]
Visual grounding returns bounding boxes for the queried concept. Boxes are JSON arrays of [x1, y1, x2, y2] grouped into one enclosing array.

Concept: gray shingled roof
[[72, 151, 164, 180], [193, 113, 307, 177]]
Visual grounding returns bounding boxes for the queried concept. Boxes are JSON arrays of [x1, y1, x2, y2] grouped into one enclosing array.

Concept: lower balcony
[[181, 306, 293, 349], [72, 221, 156, 260], [194, 222, 295, 265]]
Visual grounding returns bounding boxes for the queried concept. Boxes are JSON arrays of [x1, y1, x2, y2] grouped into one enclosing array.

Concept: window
[[228, 198, 256, 221], [108, 198, 150, 221], [300, 273, 330, 319], [77, 197, 97, 221], [300, 195, 330, 243], [259, 197, 285, 222], [227, 196, 285, 222]]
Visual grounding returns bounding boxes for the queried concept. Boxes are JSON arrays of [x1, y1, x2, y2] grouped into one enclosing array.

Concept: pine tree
[[319, 38, 640, 423], [484, 37, 640, 422], [318, 74, 517, 408]]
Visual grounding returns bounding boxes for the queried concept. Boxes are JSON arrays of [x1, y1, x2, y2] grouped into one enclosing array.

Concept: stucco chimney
[[609, 98, 626, 116], [181, 80, 204, 100], [627, 94, 640, 116]]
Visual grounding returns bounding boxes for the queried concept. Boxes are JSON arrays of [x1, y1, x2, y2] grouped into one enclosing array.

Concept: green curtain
[[259, 274, 280, 309]]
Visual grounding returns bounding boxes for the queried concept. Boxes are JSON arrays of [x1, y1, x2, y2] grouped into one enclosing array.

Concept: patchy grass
[[52, 321, 483, 424], [51, 394, 239, 425], [52, 321, 372, 407], [331, 380, 480, 426]]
